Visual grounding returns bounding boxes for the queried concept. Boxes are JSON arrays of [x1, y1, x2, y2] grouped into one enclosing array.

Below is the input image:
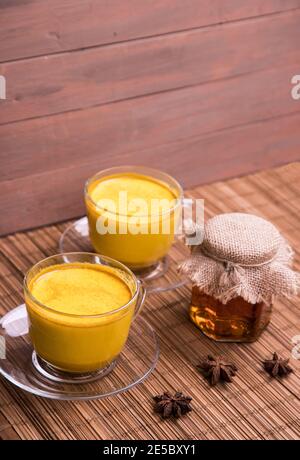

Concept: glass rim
[[84, 165, 183, 217], [23, 252, 140, 319]]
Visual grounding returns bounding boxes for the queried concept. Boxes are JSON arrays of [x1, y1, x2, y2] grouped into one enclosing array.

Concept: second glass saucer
[[59, 217, 190, 293]]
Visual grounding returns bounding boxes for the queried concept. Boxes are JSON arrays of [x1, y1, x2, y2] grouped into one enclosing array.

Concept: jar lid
[[179, 212, 300, 304], [203, 213, 281, 266]]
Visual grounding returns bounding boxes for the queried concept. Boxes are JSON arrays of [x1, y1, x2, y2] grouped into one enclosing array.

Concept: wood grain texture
[[0, 109, 300, 235], [0, 163, 299, 440], [1, 9, 300, 124], [1, 0, 300, 62], [1, 61, 300, 235], [1, 3, 300, 235], [1, 64, 300, 182], [0, 9, 300, 124]]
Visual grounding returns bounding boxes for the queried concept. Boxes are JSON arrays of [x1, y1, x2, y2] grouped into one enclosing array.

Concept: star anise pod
[[263, 352, 293, 378], [197, 355, 238, 386], [153, 392, 192, 419]]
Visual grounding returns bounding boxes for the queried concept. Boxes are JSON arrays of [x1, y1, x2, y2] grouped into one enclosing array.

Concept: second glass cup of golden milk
[[84, 166, 183, 275]]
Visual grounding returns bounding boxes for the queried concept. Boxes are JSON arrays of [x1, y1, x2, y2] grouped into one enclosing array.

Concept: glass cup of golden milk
[[24, 253, 145, 380], [84, 166, 183, 275]]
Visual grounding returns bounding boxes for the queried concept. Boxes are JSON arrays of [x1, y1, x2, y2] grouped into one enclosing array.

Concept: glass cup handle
[[145, 197, 202, 294], [142, 198, 200, 294], [133, 280, 147, 319], [0, 304, 29, 337], [177, 197, 203, 246]]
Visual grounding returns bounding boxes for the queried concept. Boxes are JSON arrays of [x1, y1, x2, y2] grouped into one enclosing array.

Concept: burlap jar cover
[[179, 213, 300, 305]]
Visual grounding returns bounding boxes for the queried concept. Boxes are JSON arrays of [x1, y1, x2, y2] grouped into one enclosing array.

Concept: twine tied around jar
[[179, 213, 300, 304]]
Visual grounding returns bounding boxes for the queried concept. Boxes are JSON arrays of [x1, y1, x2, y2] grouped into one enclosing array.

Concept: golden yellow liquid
[[25, 263, 135, 373], [85, 173, 180, 269]]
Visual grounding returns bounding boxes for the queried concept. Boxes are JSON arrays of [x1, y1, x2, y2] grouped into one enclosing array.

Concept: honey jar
[[180, 213, 299, 342]]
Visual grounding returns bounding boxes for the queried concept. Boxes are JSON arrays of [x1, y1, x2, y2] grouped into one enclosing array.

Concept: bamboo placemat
[[0, 163, 299, 440]]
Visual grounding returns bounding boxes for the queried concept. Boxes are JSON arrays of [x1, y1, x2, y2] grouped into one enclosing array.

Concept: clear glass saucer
[[59, 217, 189, 293], [0, 305, 159, 400]]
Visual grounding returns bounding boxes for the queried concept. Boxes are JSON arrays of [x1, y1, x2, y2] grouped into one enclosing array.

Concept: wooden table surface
[[0, 163, 299, 440]]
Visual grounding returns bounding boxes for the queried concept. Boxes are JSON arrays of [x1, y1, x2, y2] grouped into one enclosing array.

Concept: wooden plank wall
[[1, 0, 300, 235]]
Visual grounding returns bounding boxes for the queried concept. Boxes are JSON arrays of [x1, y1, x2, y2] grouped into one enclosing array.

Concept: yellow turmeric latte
[[25, 263, 135, 373], [85, 173, 180, 269]]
